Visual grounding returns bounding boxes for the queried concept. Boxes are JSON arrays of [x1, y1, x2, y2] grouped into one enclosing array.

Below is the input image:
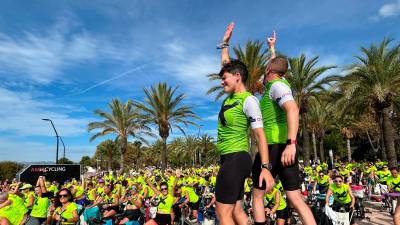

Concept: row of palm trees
[[207, 38, 400, 168], [84, 134, 217, 171], [88, 83, 198, 172]]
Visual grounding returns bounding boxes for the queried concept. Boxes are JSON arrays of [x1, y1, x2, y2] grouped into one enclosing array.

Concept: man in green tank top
[[255, 36, 316, 225], [215, 22, 274, 225]]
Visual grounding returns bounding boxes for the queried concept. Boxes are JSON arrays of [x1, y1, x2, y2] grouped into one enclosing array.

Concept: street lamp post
[[59, 136, 66, 159], [42, 119, 60, 164]]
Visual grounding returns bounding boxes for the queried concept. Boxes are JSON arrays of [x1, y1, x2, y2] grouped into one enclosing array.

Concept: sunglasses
[[160, 187, 168, 191], [334, 180, 342, 183], [59, 194, 69, 198]]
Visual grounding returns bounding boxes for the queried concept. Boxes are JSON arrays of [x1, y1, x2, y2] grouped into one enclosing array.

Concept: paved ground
[[357, 201, 394, 225]]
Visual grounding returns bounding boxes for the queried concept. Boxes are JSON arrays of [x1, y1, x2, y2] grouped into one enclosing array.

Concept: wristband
[[216, 42, 229, 49], [286, 139, 297, 145]]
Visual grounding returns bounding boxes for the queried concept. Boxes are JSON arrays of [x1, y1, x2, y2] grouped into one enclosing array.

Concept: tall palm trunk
[[378, 112, 387, 160], [311, 130, 318, 161], [312, 131, 318, 162], [161, 137, 167, 173], [346, 138, 352, 161], [319, 138, 325, 162], [120, 138, 127, 173], [108, 156, 113, 171], [382, 107, 397, 167], [301, 112, 311, 166]]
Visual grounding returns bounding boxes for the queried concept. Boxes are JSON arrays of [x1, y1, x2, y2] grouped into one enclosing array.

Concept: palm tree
[[286, 54, 337, 166], [95, 139, 119, 170], [198, 134, 216, 166], [206, 40, 269, 100], [88, 99, 153, 172], [134, 83, 199, 173], [339, 38, 400, 167], [307, 100, 334, 162]]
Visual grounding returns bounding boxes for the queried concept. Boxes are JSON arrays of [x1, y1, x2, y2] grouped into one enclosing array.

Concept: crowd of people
[[0, 161, 398, 225], [1, 22, 400, 225]]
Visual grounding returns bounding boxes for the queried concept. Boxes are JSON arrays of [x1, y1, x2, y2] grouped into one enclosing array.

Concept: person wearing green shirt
[[144, 180, 173, 225], [257, 32, 316, 225], [313, 171, 330, 194], [20, 184, 35, 214], [50, 189, 78, 225], [376, 165, 392, 185], [30, 176, 51, 224], [215, 22, 274, 225], [325, 175, 355, 225], [264, 188, 288, 225]]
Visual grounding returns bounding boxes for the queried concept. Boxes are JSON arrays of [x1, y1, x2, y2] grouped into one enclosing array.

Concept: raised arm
[[219, 22, 234, 66], [145, 177, 161, 196], [267, 31, 277, 59], [37, 176, 47, 193]]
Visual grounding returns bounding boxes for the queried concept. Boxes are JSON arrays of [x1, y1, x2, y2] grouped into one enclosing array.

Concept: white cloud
[[203, 115, 218, 121], [160, 40, 220, 95], [379, 0, 400, 17], [0, 87, 90, 137], [0, 21, 140, 85]]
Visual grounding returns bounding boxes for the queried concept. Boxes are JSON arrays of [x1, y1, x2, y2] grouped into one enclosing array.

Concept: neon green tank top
[[55, 202, 78, 225], [30, 196, 50, 218], [8, 194, 28, 215], [260, 79, 290, 144], [264, 188, 286, 210], [183, 186, 199, 203], [217, 92, 252, 155], [0, 204, 25, 225], [157, 194, 174, 214], [329, 184, 351, 204], [389, 176, 400, 192]]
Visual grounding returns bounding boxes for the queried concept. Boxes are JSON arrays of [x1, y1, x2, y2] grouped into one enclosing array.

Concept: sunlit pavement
[[357, 201, 393, 225]]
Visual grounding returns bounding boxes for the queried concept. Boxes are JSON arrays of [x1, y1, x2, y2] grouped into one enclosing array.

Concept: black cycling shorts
[[252, 144, 299, 191], [276, 208, 289, 220], [125, 209, 141, 221], [154, 213, 171, 225], [188, 200, 200, 210], [215, 151, 252, 204]]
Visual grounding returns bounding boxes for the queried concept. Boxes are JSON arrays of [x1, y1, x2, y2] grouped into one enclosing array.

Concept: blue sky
[[0, 0, 400, 162]]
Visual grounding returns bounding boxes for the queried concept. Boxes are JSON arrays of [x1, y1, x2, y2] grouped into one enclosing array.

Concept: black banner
[[17, 164, 81, 184]]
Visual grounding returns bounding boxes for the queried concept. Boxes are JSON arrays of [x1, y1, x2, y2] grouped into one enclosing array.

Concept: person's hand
[[54, 214, 61, 221], [265, 208, 271, 214], [350, 204, 355, 210], [267, 31, 276, 48], [270, 209, 276, 215], [281, 144, 296, 167], [259, 169, 275, 192], [222, 22, 234, 44]]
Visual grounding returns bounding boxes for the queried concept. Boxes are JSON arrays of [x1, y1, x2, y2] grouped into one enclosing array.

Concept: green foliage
[[94, 139, 120, 170], [88, 98, 153, 171], [134, 82, 199, 172], [324, 131, 346, 158], [0, 161, 23, 180], [79, 156, 92, 167], [58, 157, 74, 164]]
